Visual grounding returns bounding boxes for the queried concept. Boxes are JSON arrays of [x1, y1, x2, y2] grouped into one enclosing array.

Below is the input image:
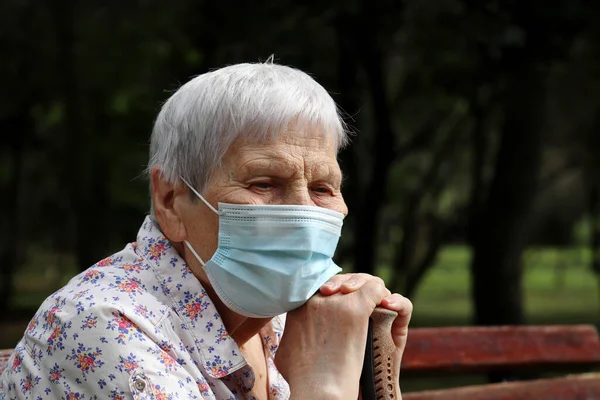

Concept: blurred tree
[[462, 0, 581, 327], [0, 0, 44, 317], [2, 0, 600, 333]]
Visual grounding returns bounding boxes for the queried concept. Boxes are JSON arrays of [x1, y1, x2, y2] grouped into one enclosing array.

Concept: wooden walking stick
[[359, 307, 402, 400]]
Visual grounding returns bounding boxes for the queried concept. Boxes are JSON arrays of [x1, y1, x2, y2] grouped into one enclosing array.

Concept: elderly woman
[[0, 61, 412, 399]]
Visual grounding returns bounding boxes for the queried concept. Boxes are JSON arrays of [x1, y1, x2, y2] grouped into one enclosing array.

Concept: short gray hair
[[147, 60, 349, 214]]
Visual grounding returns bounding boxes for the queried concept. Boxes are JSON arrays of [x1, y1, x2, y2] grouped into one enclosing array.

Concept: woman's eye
[[313, 186, 332, 194], [251, 182, 272, 190]]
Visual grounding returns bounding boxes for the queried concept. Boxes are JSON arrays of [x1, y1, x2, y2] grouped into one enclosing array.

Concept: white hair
[[147, 60, 349, 214]]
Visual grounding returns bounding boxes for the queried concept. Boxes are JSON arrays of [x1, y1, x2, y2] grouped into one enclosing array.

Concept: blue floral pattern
[[0, 216, 290, 399]]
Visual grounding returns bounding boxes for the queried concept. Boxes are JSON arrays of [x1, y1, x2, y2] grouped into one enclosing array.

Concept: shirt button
[[134, 379, 146, 391]]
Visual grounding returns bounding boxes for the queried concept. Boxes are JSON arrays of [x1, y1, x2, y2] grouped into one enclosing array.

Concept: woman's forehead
[[230, 126, 338, 152], [220, 131, 340, 177]]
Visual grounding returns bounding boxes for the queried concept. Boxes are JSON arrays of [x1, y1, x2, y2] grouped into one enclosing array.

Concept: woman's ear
[[150, 167, 188, 242]]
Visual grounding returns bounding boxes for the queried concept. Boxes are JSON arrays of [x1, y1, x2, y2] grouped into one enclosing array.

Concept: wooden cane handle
[[360, 307, 401, 400]]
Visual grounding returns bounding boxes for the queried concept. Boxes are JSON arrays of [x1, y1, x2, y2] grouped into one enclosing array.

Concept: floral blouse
[[0, 217, 290, 399]]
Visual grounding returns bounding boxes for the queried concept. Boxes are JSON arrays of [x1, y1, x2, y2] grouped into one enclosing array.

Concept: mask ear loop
[[179, 176, 220, 267], [185, 240, 206, 266], [179, 176, 219, 215]]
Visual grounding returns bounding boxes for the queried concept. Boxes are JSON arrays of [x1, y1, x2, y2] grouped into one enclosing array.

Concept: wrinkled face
[[180, 128, 348, 264]]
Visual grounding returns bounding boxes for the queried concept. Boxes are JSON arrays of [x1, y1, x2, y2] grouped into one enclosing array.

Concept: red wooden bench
[[401, 325, 600, 399], [2, 324, 600, 398]]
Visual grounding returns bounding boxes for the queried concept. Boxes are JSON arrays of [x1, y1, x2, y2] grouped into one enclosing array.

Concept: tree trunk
[[587, 181, 600, 276], [404, 224, 445, 299], [0, 0, 37, 320], [392, 194, 420, 289], [584, 158, 600, 320], [75, 118, 111, 270], [52, 0, 82, 268], [351, 7, 397, 275], [54, 0, 110, 271], [466, 105, 490, 245], [391, 125, 462, 294], [0, 117, 28, 319], [332, 13, 362, 268], [469, 62, 545, 327]]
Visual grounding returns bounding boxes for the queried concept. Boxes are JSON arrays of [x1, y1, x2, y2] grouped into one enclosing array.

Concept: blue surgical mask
[[181, 177, 344, 318]]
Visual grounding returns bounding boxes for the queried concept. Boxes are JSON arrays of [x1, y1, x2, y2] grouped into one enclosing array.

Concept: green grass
[[377, 245, 599, 328], [382, 246, 600, 392], [3, 245, 599, 392]]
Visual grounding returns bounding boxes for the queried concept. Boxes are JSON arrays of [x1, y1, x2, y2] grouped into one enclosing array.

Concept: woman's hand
[[321, 273, 413, 350], [275, 274, 412, 400]]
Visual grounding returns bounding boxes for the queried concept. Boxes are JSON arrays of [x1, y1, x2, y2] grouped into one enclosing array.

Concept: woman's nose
[[284, 186, 315, 206]]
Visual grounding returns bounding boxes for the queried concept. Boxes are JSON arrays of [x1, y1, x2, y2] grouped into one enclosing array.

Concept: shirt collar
[[135, 216, 247, 378]]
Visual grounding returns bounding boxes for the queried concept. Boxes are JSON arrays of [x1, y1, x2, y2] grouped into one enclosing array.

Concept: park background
[[1, 0, 600, 393]]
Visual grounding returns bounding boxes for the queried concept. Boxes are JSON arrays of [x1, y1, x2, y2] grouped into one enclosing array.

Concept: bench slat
[[403, 373, 600, 400], [402, 325, 600, 374]]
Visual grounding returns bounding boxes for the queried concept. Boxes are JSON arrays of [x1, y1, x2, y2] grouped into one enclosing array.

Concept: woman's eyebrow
[[310, 164, 344, 188], [238, 158, 300, 179]]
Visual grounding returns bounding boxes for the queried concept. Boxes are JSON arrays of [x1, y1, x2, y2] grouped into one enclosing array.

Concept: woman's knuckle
[[404, 297, 414, 313], [373, 276, 386, 287], [356, 273, 373, 280]]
